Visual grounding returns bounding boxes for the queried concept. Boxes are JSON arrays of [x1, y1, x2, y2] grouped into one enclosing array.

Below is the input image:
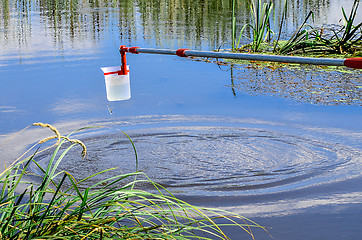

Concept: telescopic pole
[[119, 46, 362, 69]]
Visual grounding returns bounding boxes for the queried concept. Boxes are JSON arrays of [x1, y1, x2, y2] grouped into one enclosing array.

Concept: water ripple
[[32, 120, 362, 197]]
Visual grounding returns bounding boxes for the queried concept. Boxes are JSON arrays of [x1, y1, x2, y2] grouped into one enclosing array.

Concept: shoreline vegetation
[[229, 0, 362, 60], [0, 123, 267, 239]]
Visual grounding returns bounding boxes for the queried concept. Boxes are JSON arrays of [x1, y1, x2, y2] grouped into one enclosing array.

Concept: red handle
[[176, 48, 189, 57], [344, 58, 362, 69], [119, 45, 130, 75]]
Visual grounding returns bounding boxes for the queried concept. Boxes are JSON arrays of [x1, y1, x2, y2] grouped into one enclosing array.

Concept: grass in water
[[232, 0, 274, 52], [276, 0, 362, 55], [232, 0, 361, 56], [0, 123, 266, 239]]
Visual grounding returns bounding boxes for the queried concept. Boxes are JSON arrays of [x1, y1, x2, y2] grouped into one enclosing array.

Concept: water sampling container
[[101, 46, 131, 101], [100, 66, 131, 101]]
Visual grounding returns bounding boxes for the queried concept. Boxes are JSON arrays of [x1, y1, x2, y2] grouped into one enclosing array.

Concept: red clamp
[[344, 58, 362, 69], [129, 47, 140, 54], [176, 48, 189, 57], [118, 45, 140, 75], [118, 45, 128, 75], [119, 45, 140, 54], [118, 45, 139, 75]]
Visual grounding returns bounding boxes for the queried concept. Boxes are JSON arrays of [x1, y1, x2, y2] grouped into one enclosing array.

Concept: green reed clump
[[276, 0, 362, 55], [232, 0, 274, 52], [231, 0, 361, 56], [0, 123, 264, 239]]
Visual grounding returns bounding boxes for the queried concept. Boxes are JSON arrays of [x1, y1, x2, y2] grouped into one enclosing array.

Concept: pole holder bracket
[[176, 48, 189, 57]]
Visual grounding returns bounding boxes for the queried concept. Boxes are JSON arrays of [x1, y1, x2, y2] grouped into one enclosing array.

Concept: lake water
[[1, 0, 362, 239]]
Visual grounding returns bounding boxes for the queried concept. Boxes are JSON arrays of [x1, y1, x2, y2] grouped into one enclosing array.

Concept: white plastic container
[[101, 66, 131, 101]]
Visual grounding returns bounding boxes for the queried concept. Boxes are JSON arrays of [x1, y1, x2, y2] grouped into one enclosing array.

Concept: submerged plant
[[0, 123, 265, 239]]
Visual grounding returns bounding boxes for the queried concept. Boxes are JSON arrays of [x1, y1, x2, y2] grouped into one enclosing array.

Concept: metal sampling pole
[[119, 45, 362, 69]]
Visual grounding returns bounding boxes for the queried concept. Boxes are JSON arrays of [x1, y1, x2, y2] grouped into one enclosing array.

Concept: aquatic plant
[[247, 0, 274, 52], [232, 0, 274, 52], [327, 0, 362, 53], [0, 123, 264, 239], [276, 0, 362, 55], [275, 11, 321, 54], [232, 0, 237, 50], [231, 0, 361, 56]]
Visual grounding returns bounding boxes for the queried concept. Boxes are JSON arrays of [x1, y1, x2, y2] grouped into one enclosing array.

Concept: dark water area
[[1, 0, 362, 239]]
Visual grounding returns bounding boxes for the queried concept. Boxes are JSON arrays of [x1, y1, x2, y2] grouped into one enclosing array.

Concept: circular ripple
[[32, 124, 361, 196]]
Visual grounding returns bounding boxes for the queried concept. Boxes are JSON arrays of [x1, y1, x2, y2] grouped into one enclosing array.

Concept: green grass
[[232, 0, 274, 52], [0, 123, 266, 239], [232, 0, 362, 56], [275, 0, 362, 55]]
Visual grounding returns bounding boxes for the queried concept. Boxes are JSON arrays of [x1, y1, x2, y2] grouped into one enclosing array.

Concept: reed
[[276, 0, 362, 55], [327, 0, 362, 53], [275, 11, 319, 54], [0, 123, 265, 239], [232, 0, 236, 50], [232, 0, 274, 52], [232, 0, 361, 56]]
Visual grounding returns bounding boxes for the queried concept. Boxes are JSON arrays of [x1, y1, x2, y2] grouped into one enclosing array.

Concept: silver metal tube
[[185, 50, 346, 66], [135, 48, 346, 67], [137, 48, 177, 55]]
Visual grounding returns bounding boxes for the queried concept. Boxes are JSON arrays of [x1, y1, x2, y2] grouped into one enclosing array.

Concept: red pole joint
[[119, 45, 130, 75], [119, 45, 140, 75], [344, 57, 362, 69], [129, 47, 140, 54], [176, 48, 189, 57]]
